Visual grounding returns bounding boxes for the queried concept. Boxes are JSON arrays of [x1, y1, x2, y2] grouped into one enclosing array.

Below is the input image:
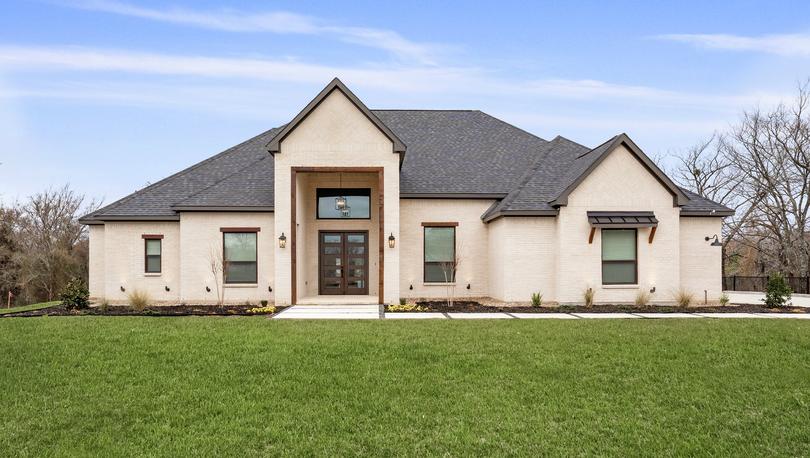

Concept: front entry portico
[[290, 167, 385, 305]]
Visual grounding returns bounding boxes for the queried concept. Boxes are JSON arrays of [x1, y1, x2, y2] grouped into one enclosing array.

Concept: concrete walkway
[[272, 305, 810, 320]]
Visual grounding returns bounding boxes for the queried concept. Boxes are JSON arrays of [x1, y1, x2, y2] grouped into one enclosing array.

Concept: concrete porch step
[[296, 295, 380, 305]]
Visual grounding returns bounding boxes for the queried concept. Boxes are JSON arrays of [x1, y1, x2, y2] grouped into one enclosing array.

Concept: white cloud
[[60, 0, 442, 64], [656, 33, 810, 57], [0, 44, 789, 112]]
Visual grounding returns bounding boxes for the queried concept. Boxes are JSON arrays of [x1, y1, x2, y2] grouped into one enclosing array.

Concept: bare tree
[[12, 185, 99, 302], [674, 81, 810, 277], [208, 244, 227, 306], [439, 241, 462, 307]]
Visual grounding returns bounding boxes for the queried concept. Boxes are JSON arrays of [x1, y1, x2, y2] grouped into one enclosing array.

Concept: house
[[80, 78, 733, 306]]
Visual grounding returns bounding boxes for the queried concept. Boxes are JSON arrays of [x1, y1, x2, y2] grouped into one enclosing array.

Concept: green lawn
[[0, 301, 60, 315], [1, 318, 809, 456]]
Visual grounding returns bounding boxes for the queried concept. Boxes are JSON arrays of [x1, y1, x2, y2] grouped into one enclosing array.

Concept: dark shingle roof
[[373, 110, 548, 194], [81, 128, 279, 221], [82, 111, 732, 223]]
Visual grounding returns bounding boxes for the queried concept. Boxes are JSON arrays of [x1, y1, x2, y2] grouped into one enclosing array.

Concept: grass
[[0, 301, 60, 316], [1, 318, 810, 456]]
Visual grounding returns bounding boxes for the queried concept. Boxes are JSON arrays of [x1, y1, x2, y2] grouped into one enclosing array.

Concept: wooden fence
[[723, 276, 810, 294]]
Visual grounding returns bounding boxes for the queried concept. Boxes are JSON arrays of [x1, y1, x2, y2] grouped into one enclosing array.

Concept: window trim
[[143, 237, 162, 274], [423, 225, 457, 284], [601, 228, 638, 285], [315, 188, 372, 220], [221, 230, 259, 285]]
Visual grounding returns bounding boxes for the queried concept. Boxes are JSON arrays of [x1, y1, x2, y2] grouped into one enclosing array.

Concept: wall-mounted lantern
[[165, 286, 170, 292], [388, 233, 396, 248], [120, 286, 126, 292], [704, 234, 722, 247], [279, 232, 287, 249], [206, 286, 211, 292]]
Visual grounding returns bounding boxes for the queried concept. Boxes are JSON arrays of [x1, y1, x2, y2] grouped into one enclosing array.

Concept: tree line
[[672, 82, 810, 277], [0, 186, 98, 306]]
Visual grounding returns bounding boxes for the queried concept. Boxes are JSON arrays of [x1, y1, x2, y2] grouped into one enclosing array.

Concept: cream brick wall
[[489, 217, 557, 302], [556, 145, 681, 304], [274, 89, 400, 304], [179, 212, 274, 304], [88, 225, 105, 300], [680, 217, 723, 302], [487, 218, 505, 300], [101, 222, 181, 303], [400, 199, 494, 299]]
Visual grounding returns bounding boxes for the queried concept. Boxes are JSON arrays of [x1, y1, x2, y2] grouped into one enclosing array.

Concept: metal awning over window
[[587, 211, 658, 228], [587, 211, 658, 244]]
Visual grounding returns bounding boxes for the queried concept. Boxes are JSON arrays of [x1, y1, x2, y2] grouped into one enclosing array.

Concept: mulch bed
[[1, 304, 288, 318], [408, 300, 808, 314]]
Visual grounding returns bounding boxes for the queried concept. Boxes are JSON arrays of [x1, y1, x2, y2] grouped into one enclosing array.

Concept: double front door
[[318, 231, 369, 295]]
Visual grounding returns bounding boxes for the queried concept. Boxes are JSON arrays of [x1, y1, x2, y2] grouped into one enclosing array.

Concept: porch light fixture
[[388, 233, 396, 248], [705, 234, 722, 247], [278, 232, 287, 249]]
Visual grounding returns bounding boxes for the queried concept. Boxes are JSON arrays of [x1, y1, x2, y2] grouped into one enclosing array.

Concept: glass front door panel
[[319, 232, 369, 295]]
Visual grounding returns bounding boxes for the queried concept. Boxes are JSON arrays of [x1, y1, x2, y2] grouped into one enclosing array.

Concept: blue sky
[[2, 0, 810, 205]]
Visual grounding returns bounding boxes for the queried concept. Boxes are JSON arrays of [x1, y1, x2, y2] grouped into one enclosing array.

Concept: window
[[602, 229, 637, 284], [316, 188, 371, 219], [424, 226, 456, 283], [143, 236, 162, 273], [223, 232, 258, 284]]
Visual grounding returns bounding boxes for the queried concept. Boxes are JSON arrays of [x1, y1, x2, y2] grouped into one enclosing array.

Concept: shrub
[[388, 303, 427, 312], [99, 299, 110, 313], [60, 278, 89, 310], [399, 297, 407, 306], [674, 289, 694, 307], [583, 288, 594, 307], [248, 305, 276, 315], [531, 292, 543, 307], [635, 290, 651, 307], [719, 292, 730, 306], [764, 273, 792, 308], [127, 289, 151, 312], [260, 300, 269, 307]]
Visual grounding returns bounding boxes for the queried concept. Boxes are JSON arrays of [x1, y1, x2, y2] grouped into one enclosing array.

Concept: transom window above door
[[316, 188, 370, 219]]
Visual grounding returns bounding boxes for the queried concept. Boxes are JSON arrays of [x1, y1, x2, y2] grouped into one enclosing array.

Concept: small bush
[[99, 299, 110, 313], [260, 300, 269, 307], [635, 290, 651, 307], [388, 303, 427, 312], [674, 289, 694, 307], [248, 305, 276, 315], [243, 300, 253, 307], [719, 292, 730, 306], [399, 297, 407, 306], [60, 278, 89, 310], [764, 273, 792, 308], [531, 292, 543, 307], [583, 288, 594, 307], [127, 289, 151, 312]]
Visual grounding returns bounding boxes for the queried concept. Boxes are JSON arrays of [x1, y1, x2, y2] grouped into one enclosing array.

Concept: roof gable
[[550, 133, 689, 207], [266, 78, 406, 158]]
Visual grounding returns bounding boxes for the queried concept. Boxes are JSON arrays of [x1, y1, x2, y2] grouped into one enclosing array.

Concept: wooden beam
[[588, 227, 596, 244], [421, 222, 459, 227], [648, 226, 657, 244], [220, 227, 260, 232]]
